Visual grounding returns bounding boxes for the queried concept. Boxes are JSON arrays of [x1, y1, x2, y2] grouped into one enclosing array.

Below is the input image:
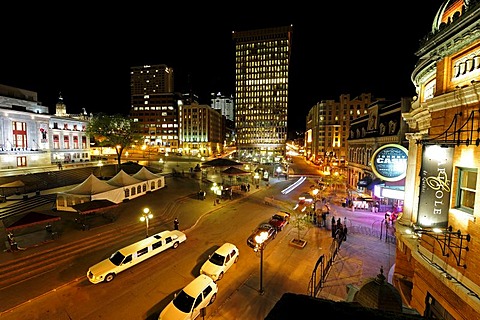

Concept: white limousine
[[87, 230, 187, 284]]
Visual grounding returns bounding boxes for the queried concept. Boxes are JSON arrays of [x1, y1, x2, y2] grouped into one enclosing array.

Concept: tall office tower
[[130, 64, 182, 153], [232, 25, 292, 163], [211, 92, 235, 122]]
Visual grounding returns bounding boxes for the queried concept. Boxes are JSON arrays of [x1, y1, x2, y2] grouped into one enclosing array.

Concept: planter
[[289, 238, 307, 249]]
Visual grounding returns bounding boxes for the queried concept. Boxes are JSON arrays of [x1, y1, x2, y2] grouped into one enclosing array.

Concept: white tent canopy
[[56, 168, 165, 212], [64, 174, 118, 195], [133, 166, 162, 181], [107, 170, 143, 187]]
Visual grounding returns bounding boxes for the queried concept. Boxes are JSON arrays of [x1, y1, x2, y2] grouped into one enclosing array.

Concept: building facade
[[181, 102, 223, 157], [0, 85, 91, 169], [129, 64, 182, 154], [347, 98, 411, 211], [232, 26, 292, 163], [305, 93, 380, 171], [211, 92, 234, 122], [395, 1, 480, 319]]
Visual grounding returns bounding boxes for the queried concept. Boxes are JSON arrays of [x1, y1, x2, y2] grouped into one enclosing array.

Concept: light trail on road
[[281, 176, 306, 194]]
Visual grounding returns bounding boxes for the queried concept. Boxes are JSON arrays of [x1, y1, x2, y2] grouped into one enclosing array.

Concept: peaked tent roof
[[132, 167, 162, 181], [107, 170, 143, 187], [5, 211, 61, 231], [0, 180, 25, 188], [201, 158, 242, 168], [221, 166, 251, 176], [63, 174, 118, 195]]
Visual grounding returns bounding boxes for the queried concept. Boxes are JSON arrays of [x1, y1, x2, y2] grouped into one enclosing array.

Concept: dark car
[[268, 211, 291, 231], [247, 223, 277, 249]]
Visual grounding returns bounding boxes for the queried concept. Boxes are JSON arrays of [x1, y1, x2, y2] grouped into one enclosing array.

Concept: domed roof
[[432, 0, 473, 32], [352, 266, 403, 313]]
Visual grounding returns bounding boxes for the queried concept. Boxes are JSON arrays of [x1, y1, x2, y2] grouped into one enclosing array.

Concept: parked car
[[159, 274, 218, 320], [268, 211, 290, 231], [200, 243, 239, 281], [246, 223, 277, 249]]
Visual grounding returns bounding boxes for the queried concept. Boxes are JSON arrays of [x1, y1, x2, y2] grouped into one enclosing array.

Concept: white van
[[87, 230, 187, 284]]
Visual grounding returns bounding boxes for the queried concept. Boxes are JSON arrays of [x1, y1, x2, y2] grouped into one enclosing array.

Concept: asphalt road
[[0, 175, 303, 318]]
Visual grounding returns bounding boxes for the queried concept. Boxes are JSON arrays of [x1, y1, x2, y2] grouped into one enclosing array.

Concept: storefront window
[[456, 167, 477, 214]]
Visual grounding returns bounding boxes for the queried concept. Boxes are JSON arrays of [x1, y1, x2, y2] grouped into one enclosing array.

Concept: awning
[[357, 176, 372, 187], [366, 178, 384, 190]]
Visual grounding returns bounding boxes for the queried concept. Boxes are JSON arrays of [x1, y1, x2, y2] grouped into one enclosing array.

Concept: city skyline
[[0, 2, 441, 136]]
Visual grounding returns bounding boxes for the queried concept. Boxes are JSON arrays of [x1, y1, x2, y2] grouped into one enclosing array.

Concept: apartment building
[[305, 93, 381, 171]]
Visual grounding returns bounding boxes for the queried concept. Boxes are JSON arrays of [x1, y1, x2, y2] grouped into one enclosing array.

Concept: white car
[[200, 242, 239, 281], [159, 274, 218, 320], [87, 230, 186, 284]]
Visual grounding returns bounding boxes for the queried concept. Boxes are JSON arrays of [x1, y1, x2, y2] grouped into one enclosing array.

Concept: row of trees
[[85, 113, 142, 167]]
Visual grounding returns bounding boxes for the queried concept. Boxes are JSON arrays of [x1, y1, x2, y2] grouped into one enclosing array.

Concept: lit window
[[456, 167, 477, 214]]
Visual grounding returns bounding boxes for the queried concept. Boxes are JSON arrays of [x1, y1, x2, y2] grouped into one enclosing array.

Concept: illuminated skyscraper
[[232, 26, 292, 162]]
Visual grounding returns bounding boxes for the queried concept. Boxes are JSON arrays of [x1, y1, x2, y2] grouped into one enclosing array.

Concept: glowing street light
[[211, 182, 220, 205], [140, 208, 153, 237], [98, 160, 104, 179], [254, 231, 269, 295]]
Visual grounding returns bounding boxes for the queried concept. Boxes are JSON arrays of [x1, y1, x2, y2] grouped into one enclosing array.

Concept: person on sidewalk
[[174, 218, 179, 230], [331, 216, 336, 238]]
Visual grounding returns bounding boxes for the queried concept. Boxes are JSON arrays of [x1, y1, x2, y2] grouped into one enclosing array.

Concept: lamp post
[[98, 160, 104, 179], [140, 208, 153, 237], [254, 172, 260, 189], [254, 231, 268, 295], [211, 182, 220, 205]]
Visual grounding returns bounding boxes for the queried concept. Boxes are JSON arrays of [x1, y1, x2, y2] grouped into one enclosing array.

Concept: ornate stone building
[[396, 1, 480, 318], [0, 85, 90, 169]]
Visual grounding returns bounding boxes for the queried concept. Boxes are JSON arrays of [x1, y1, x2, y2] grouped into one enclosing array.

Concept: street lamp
[[276, 166, 282, 179], [211, 182, 220, 205], [140, 208, 153, 237], [98, 160, 104, 179], [254, 231, 269, 295], [254, 172, 260, 188]]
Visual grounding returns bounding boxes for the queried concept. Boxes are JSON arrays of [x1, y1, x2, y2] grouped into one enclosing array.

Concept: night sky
[[1, 2, 442, 136]]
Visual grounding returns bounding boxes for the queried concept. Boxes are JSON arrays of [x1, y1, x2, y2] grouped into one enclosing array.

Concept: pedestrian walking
[[174, 218, 179, 230], [331, 216, 336, 238]]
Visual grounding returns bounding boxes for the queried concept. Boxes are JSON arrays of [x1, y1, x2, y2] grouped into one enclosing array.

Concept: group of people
[[240, 183, 250, 192], [384, 211, 398, 225]]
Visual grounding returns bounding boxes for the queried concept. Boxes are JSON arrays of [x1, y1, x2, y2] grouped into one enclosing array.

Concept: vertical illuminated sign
[[417, 145, 454, 228]]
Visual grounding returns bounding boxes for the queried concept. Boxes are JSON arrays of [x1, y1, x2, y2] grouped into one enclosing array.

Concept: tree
[[86, 113, 142, 168], [291, 209, 309, 244], [277, 201, 309, 248]]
